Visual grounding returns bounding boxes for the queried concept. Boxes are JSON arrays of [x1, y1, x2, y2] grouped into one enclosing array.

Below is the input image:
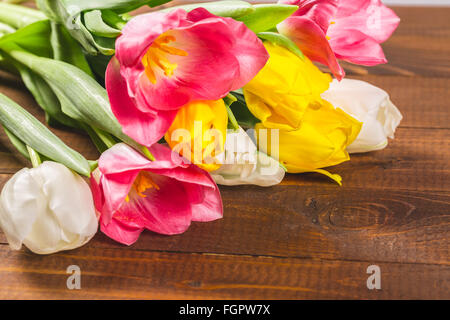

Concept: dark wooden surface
[[0, 5, 449, 299]]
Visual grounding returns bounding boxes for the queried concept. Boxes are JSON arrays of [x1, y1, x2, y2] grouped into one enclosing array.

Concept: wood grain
[[0, 4, 449, 300], [0, 246, 448, 300]]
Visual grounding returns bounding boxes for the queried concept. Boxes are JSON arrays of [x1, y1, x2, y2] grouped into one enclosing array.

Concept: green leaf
[[0, 3, 46, 29], [236, 4, 298, 33], [50, 22, 94, 76], [159, 0, 254, 18], [2, 125, 30, 160], [85, 53, 112, 81], [258, 32, 304, 60], [0, 20, 53, 58], [84, 10, 121, 38], [4, 49, 139, 149], [229, 92, 260, 129], [15, 63, 81, 129], [36, 0, 173, 54], [0, 93, 91, 176], [0, 22, 16, 37], [101, 9, 127, 30]]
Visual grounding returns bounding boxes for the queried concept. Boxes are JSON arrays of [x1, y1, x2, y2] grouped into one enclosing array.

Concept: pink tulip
[[90, 143, 223, 245], [106, 8, 269, 147], [278, 0, 400, 79]]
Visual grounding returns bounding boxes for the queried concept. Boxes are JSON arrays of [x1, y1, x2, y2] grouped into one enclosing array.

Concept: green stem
[[91, 126, 117, 149], [26, 145, 41, 168], [102, 10, 127, 30], [224, 94, 240, 131]]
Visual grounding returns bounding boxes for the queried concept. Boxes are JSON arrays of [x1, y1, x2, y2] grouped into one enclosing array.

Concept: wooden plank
[[0, 246, 448, 299], [346, 75, 450, 129], [341, 7, 450, 78], [2, 181, 447, 265], [2, 125, 448, 191]]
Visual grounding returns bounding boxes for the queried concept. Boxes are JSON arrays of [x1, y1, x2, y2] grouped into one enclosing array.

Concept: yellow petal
[[165, 100, 228, 172], [244, 42, 332, 130], [255, 101, 362, 184]]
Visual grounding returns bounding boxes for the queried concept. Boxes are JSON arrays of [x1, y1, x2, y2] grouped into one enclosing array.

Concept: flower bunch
[[0, 0, 401, 253]]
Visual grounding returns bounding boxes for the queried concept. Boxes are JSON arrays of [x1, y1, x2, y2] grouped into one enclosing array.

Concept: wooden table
[[0, 5, 449, 300]]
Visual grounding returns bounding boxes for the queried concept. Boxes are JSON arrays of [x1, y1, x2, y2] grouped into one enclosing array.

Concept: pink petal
[[139, 19, 240, 109], [189, 172, 223, 222], [278, 16, 345, 80], [115, 9, 188, 69], [330, 0, 400, 43], [221, 16, 270, 89], [329, 29, 387, 66], [114, 8, 268, 112], [106, 57, 177, 147], [279, 0, 339, 34], [118, 173, 193, 235], [100, 215, 144, 246]]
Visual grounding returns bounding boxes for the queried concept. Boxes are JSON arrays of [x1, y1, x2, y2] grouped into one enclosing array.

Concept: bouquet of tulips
[[0, 0, 402, 254]]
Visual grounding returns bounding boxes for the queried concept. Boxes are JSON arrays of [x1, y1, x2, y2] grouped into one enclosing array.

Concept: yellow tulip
[[255, 100, 362, 185], [165, 99, 228, 172], [243, 42, 332, 131]]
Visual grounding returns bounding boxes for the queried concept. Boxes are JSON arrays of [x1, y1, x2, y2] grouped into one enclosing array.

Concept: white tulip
[[321, 79, 403, 153], [212, 128, 285, 186], [0, 161, 98, 254]]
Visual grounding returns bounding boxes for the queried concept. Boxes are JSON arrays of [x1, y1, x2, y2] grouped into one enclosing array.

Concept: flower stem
[[91, 126, 117, 149], [224, 94, 240, 131], [26, 145, 41, 168]]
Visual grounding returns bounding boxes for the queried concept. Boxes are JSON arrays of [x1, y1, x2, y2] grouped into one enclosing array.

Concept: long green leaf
[[2, 126, 30, 160], [0, 20, 53, 58], [50, 22, 94, 76], [0, 94, 91, 176], [159, 0, 254, 18], [84, 10, 121, 38], [0, 3, 46, 29], [236, 4, 298, 33], [36, 0, 172, 54], [15, 63, 81, 129], [4, 49, 139, 149]]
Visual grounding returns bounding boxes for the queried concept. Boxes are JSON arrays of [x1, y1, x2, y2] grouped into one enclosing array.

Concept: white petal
[[321, 79, 403, 153], [0, 168, 43, 250], [212, 128, 285, 186], [0, 162, 98, 255], [38, 162, 98, 237]]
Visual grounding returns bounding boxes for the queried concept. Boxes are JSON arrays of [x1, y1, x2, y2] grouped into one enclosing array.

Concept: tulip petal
[[329, 29, 387, 66], [0, 162, 98, 254], [278, 16, 345, 80], [100, 217, 144, 246], [106, 57, 177, 147], [115, 9, 188, 69], [321, 79, 402, 153], [0, 168, 41, 250], [94, 143, 223, 242], [120, 173, 193, 236], [279, 0, 339, 33], [331, 0, 400, 43]]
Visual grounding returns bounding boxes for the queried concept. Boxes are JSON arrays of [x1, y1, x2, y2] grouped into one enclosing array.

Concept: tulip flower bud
[[212, 127, 285, 186], [0, 162, 98, 254], [243, 42, 332, 131], [321, 79, 403, 153], [165, 100, 228, 172]]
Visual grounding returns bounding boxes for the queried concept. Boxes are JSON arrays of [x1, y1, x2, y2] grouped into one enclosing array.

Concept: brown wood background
[[0, 3, 449, 299]]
